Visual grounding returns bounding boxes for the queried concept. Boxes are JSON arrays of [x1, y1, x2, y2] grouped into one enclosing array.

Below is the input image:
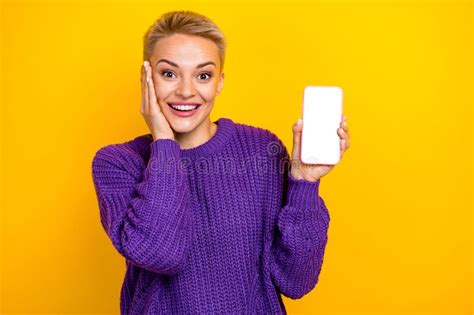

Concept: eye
[[199, 72, 213, 80], [161, 71, 176, 78], [160, 71, 213, 80]]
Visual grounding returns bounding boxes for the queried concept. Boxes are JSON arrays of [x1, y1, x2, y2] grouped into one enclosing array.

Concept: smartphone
[[300, 86, 343, 165]]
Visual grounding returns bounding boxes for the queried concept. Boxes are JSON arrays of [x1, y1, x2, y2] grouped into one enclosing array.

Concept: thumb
[[292, 118, 303, 157]]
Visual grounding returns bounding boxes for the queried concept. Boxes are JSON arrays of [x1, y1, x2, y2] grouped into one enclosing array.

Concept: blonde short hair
[[143, 10, 227, 72]]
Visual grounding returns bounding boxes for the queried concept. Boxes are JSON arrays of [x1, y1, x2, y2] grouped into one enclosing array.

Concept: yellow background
[[1, 0, 472, 313]]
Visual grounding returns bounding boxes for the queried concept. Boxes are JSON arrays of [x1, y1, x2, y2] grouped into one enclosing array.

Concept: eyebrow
[[156, 59, 216, 69]]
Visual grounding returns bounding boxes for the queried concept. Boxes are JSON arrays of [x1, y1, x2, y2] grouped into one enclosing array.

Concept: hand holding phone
[[300, 86, 343, 165]]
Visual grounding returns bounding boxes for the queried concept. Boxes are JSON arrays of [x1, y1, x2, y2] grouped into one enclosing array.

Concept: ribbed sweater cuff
[[147, 139, 182, 175], [150, 138, 180, 158], [286, 173, 321, 210]]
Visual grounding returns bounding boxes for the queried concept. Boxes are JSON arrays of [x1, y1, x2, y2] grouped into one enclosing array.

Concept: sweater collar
[[133, 117, 236, 159]]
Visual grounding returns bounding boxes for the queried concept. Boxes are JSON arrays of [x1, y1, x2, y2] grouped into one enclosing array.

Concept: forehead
[[152, 34, 219, 65]]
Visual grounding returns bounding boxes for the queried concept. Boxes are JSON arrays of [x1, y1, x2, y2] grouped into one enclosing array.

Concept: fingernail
[[144, 61, 148, 69], [297, 118, 302, 125]]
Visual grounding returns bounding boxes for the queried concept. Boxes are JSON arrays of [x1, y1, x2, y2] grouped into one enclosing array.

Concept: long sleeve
[[91, 138, 194, 275], [267, 135, 331, 300]]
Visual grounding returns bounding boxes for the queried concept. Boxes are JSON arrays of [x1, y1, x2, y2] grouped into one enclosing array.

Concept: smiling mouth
[[167, 103, 201, 112]]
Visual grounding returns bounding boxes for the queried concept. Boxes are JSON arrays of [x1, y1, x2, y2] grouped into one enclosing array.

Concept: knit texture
[[91, 117, 330, 314]]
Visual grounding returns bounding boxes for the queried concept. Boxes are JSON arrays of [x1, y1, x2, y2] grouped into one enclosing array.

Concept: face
[[148, 33, 224, 133]]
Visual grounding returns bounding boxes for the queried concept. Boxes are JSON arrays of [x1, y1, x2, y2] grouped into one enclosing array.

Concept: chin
[[168, 115, 204, 134]]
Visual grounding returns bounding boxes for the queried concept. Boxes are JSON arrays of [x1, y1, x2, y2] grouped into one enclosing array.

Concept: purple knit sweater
[[91, 117, 330, 314]]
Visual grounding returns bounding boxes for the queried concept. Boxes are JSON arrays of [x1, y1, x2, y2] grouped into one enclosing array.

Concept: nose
[[176, 77, 197, 98]]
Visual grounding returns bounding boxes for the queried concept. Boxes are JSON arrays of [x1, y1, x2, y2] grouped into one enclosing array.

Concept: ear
[[216, 72, 224, 95]]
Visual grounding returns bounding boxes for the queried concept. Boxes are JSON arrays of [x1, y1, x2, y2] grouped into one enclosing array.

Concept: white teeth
[[170, 104, 199, 111]]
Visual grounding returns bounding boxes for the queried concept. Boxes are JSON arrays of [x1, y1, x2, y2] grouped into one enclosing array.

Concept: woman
[[92, 10, 350, 314]]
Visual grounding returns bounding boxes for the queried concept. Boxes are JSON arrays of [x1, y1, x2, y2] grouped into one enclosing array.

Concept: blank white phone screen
[[301, 86, 343, 165]]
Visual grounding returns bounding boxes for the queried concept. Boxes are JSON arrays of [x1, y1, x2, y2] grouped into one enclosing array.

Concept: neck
[[174, 119, 218, 150]]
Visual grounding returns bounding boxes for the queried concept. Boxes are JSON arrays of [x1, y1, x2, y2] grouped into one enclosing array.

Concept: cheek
[[199, 86, 218, 100], [153, 82, 170, 98]]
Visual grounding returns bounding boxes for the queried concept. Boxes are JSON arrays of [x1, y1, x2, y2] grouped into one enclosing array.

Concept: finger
[[293, 119, 303, 142], [340, 114, 346, 127], [342, 127, 350, 147], [340, 139, 345, 159], [146, 63, 161, 114], [341, 130, 350, 149], [144, 61, 151, 114], [141, 63, 147, 114], [337, 127, 346, 139], [343, 117, 350, 137], [144, 62, 151, 110], [292, 119, 303, 157], [340, 115, 348, 128]]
